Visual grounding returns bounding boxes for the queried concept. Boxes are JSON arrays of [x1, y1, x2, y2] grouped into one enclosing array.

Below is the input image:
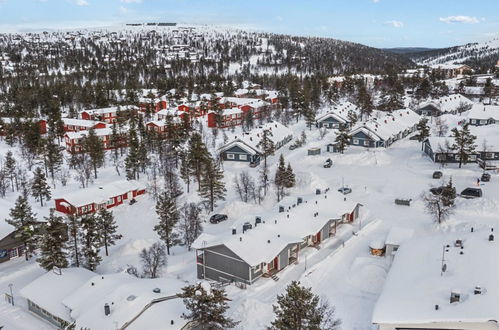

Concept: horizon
[[0, 0, 498, 48]]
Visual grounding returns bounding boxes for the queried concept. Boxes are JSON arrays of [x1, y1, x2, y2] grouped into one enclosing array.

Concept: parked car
[[323, 158, 333, 168], [432, 171, 443, 179], [481, 172, 491, 182], [460, 188, 482, 199], [209, 214, 228, 224], [338, 187, 352, 194]]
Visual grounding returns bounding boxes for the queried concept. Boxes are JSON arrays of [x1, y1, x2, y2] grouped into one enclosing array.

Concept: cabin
[[20, 268, 96, 328], [64, 128, 127, 153], [192, 192, 361, 285], [54, 180, 146, 215], [468, 104, 499, 126], [219, 121, 293, 166], [207, 108, 244, 128], [315, 112, 349, 129], [372, 230, 499, 330], [0, 229, 26, 264], [62, 118, 107, 132], [430, 64, 473, 77], [416, 94, 473, 116], [349, 109, 420, 148], [80, 106, 137, 124]]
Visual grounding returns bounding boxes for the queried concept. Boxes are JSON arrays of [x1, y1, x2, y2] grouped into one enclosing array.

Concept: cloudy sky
[[0, 0, 498, 48]]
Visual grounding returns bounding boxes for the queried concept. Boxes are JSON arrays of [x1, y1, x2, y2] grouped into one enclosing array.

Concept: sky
[[0, 0, 498, 48]]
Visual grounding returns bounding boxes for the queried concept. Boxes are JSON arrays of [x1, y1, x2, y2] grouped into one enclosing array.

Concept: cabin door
[[268, 257, 278, 272]]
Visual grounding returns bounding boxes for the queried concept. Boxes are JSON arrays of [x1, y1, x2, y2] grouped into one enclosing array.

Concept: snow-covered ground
[[1, 111, 498, 329]]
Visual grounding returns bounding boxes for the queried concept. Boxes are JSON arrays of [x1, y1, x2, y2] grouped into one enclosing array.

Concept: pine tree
[[180, 153, 191, 193], [179, 203, 203, 250], [4, 150, 17, 192], [180, 283, 238, 329], [187, 133, 210, 190], [6, 195, 38, 260], [31, 167, 51, 207], [42, 138, 63, 184], [83, 128, 105, 179], [284, 163, 296, 189], [441, 177, 456, 207], [357, 83, 373, 119], [451, 124, 477, 168], [199, 157, 226, 212], [125, 121, 141, 180], [37, 210, 68, 271], [66, 214, 81, 267], [154, 192, 179, 255], [334, 126, 350, 154], [415, 118, 430, 142], [96, 209, 121, 257], [270, 281, 341, 330], [257, 128, 275, 195], [80, 214, 102, 271], [274, 154, 287, 202]]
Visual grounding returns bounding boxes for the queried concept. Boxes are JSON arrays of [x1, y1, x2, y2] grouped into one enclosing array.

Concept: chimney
[[489, 234, 494, 241], [232, 228, 236, 235], [104, 303, 111, 316], [450, 291, 461, 304]]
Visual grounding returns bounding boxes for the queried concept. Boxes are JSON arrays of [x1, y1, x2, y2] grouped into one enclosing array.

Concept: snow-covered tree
[[37, 210, 68, 271], [415, 118, 430, 142], [451, 124, 477, 168], [179, 203, 203, 250], [140, 242, 167, 278], [31, 167, 51, 207], [80, 214, 102, 271], [5, 195, 38, 260], [270, 281, 341, 330], [199, 157, 226, 212], [181, 282, 238, 329], [154, 192, 179, 255], [66, 214, 81, 267], [96, 208, 122, 257], [334, 126, 350, 154]]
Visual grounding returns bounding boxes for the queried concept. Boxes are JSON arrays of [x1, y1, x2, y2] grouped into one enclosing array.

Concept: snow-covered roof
[[20, 268, 95, 321], [209, 108, 244, 116], [55, 180, 145, 207], [80, 105, 138, 115], [220, 121, 293, 154], [385, 227, 414, 246], [62, 273, 187, 330], [65, 127, 113, 140], [62, 118, 106, 128], [418, 94, 473, 113], [426, 125, 499, 152], [373, 230, 499, 324], [351, 109, 420, 142], [219, 97, 269, 108], [192, 192, 359, 266], [430, 63, 471, 70], [468, 104, 499, 121], [464, 86, 485, 95]]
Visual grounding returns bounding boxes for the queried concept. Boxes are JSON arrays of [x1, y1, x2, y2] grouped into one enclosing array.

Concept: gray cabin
[[219, 140, 261, 165], [315, 112, 349, 129], [416, 103, 441, 117]]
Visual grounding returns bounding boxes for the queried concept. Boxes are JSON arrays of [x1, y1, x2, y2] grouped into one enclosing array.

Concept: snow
[[385, 227, 414, 247], [468, 104, 499, 121], [372, 230, 499, 324], [61, 118, 105, 128], [62, 273, 187, 329], [19, 268, 95, 322], [426, 125, 499, 151]]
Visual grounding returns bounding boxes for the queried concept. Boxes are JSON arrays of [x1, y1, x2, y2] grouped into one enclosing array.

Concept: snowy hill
[[409, 38, 499, 67]]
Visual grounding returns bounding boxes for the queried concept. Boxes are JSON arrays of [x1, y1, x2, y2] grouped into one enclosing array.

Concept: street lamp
[[8, 283, 14, 306]]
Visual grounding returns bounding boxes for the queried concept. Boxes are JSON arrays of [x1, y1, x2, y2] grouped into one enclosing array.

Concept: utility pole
[[8, 283, 14, 306]]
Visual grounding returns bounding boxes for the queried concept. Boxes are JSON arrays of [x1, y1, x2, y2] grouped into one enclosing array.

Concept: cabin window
[[480, 120, 486, 124], [363, 140, 369, 147], [254, 264, 261, 272], [107, 199, 114, 206], [470, 119, 476, 124], [239, 154, 247, 161], [353, 139, 359, 145], [469, 155, 477, 161], [9, 248, 18, 258], [486, 152, 494, 159], [332, 123, 339, 128], [227, 153, 235, 160]]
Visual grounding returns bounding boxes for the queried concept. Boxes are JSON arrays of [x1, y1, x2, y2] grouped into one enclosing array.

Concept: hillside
[[383, 47, 437, 55], [408, 38, 499, 68]]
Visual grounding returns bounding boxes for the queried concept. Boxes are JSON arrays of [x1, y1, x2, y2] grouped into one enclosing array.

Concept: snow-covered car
[[209, 214, 228, 224], [481, 172, 491, 182], [289, 143, 298, 150], [432, 171, 443, 179], [323, 158, 333, 168], [459, 188, 482, 199], [338, 187, 352, 194]]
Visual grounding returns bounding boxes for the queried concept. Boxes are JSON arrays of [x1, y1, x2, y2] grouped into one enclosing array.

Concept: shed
[[369, 240, 386, 256], [307, 147, 321, 156]]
